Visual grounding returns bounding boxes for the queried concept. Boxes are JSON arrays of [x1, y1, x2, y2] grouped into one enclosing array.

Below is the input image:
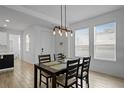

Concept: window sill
[[94, 57, 116, 62]]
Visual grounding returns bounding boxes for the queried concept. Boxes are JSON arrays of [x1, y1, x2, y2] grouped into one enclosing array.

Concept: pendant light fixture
[[53, 5, 73, 37]]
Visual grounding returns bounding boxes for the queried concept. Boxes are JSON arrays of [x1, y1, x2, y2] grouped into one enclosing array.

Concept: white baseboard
[[0, 68, 14, 73]]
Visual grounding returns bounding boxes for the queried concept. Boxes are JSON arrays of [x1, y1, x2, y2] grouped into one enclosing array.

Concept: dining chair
[[78, 56, 91, 88], [56, 58, 80, 88], [54, 53, 65, 62], [38, 54, 52, 88]]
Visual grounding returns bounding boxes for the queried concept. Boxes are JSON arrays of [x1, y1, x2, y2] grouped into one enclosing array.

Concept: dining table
[[34, 58, 82, 88]]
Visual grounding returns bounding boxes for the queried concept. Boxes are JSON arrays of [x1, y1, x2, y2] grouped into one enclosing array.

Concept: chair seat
[[78, 71, 87, 78], [57, 74, 76, 86], [40, 71, 51, 78]]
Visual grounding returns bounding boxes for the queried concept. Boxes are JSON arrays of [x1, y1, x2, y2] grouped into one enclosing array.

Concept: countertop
[[0, 52, 14, 55]]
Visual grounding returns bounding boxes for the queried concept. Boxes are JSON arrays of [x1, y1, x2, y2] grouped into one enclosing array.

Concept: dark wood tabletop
[[34, 61, 67, 88], [34, 59, 82, 88]]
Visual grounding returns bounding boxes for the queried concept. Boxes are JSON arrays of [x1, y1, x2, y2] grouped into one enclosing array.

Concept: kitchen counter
[[0, 52, 14, 55], [0, 53, 14, 70]]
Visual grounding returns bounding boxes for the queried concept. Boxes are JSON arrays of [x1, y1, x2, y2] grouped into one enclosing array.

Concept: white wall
[[54, 33, 68, 57], [22, 25, 55, 64], [67, 7, 124, 78]]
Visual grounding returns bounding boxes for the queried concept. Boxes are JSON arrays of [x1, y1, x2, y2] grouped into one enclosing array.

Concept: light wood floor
[[0, 59, 124, 88]]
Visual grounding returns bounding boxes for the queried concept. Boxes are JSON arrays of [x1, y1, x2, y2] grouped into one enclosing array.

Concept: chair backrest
[[38, 54, 51, 64], [54, 53, 65, 62], [81, 56, 91, 77], [65, 58, 80, 86]]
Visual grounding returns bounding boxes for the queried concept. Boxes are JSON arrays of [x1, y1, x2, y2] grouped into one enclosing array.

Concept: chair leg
[[76, 81, 78, 88], [86, 76, 89, 88], [39, 74, 42, 86], [81, 78, 83, 88], [46, 78, 49, 88], [76, 78, 78, 88]]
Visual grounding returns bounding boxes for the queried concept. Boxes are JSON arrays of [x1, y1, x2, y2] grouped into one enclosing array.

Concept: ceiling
[[22, 5, 124, 24], [0, 6, 55, 31], [0, 5, 123, 31]]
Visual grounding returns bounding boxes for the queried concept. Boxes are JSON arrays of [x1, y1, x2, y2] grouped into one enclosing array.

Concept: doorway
[[9, 34, 21, 59]]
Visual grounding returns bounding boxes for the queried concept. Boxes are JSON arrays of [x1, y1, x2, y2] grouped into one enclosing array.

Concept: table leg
[[52, 74, 56, 88], [34, 65, 37, 88]]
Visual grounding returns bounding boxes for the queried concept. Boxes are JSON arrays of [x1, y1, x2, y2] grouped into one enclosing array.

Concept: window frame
[[94, 21, 116, 61], [74, 27, 90, 58]]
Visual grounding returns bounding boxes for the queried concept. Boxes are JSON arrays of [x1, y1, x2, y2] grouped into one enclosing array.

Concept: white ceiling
[[0, 5, 123, 31], [0, 6, 55, 31], [22, 5, 124, 24]]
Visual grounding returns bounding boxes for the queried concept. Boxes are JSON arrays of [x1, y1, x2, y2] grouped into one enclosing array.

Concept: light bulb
[[71, 33, 73, 37], [58, 30, 61, 34], [71, 31, 73, 37], [53, 31, 56, 35], [65, 32, 68, 37], [58, 29, 63, 36], [60, 32, 62, 36], [5, 19, 10, 22]]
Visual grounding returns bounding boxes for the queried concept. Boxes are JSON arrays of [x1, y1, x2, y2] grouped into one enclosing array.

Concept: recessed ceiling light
[[3, 24, 7, 27], [5, 19, 10, 22]]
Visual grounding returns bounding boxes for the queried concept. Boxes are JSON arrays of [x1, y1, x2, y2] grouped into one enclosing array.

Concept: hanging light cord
[[61, 5, 62, 30], [53, 5, 73, 37], [65, 5, 66, 30]]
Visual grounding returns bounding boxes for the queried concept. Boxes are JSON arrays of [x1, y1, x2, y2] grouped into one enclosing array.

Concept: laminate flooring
[[0, 59, 124, 88]]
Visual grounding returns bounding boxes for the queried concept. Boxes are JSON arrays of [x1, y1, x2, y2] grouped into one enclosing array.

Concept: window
[[75, 28, 89, 57], [94, 22, 116, 61], [26, 34, 30, 52]]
